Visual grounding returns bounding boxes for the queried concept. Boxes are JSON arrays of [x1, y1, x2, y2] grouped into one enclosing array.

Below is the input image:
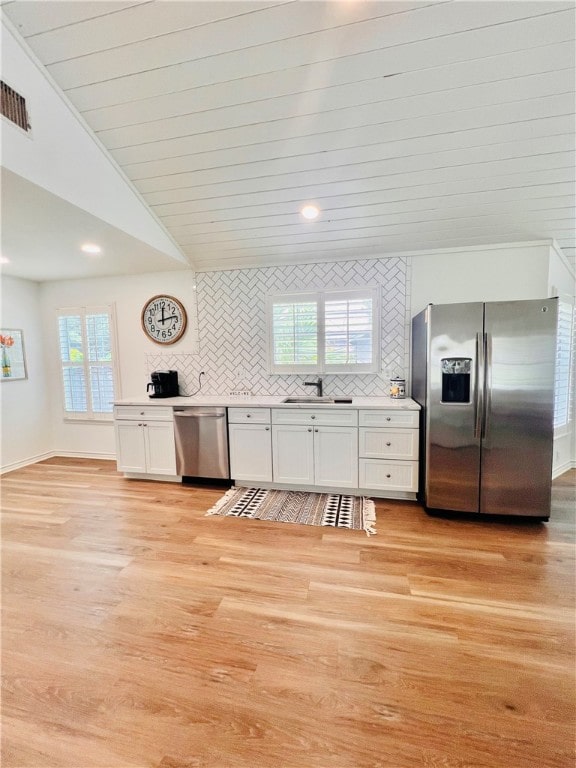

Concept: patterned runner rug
[[206, 487, 376, 536]]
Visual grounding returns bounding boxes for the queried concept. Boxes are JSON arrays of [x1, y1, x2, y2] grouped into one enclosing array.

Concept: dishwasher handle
[[173, 411, 225, 418]]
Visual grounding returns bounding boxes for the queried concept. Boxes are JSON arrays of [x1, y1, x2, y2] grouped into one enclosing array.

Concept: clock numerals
[[141, 295, 187, 345]]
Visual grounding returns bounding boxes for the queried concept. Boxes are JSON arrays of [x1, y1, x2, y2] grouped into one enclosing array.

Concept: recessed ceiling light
[[301, 205, 320, 220], [81, 243, 102, 255]]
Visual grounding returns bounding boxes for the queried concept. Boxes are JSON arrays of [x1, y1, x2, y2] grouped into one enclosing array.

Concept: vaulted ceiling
[[2, 0, 575, 273]]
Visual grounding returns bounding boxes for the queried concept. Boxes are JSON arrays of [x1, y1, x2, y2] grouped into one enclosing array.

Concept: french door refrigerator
[[411, 298, 558, 520]]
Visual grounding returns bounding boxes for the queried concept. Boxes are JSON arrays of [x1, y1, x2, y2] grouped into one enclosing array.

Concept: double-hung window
[[57, 305, 118, 419], [267, 288, 380, 374]]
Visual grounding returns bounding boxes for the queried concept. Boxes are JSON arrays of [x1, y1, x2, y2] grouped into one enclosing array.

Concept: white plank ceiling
[[3, 0, 575, 272]]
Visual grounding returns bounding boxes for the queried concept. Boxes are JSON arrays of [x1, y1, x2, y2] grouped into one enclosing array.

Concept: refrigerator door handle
[[482, 332, 492, 440], [474, 332, 484, 439]]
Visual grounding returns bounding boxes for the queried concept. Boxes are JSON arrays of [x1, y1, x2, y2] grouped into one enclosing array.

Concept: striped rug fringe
[[206, 487, 239, 516], [362, 498, 377, 536]]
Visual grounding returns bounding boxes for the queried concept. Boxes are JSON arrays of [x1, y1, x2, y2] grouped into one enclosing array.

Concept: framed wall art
[[0, 329, 27, 381]]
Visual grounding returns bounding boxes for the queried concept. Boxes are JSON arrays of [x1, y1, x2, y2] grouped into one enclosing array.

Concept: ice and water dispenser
[[441, 358, 472, 403]]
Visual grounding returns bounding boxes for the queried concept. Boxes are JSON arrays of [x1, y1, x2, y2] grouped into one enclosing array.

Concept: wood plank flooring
[[2, 458, 575, 768]]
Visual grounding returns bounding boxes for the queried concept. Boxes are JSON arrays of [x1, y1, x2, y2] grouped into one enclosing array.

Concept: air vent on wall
[[1, 81, 30, 132]]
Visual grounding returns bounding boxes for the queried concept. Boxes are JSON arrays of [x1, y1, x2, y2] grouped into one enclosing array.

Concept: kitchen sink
[[282, 397, 335, 403]]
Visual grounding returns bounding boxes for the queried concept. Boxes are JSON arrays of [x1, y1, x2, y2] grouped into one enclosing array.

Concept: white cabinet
[[359, 459, 418, 493], [114, 406, 177, 477], [229, 423, 272, 482], [227, 403, 419, 498], [359, 428, 418, 461], [228, 407, 273, 482], [313, 425, 358, 488], [272, 425, 315, 485], [271, 409, 358, 488], [357, 409, 418, 493], [115, 421, 147, 473]]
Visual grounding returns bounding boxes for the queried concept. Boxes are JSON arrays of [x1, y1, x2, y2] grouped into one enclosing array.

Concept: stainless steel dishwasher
[[173, 407, 230, 479]]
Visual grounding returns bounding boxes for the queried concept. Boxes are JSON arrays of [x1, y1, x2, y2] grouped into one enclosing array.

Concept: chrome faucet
[[304, 377, 323, 398]]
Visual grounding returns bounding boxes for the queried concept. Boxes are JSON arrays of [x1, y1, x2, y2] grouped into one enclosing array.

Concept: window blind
[[325, 296, 374, 366], [57, 307, 116, 417], [268, 288, 379, 374], [554, 300, 575, 430], [272, 301, 317, 366]]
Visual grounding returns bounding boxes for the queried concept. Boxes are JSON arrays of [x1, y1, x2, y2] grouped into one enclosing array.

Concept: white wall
[[40, 269, 197, 457], [0, 276, 52, 471], [1, 19, 184, 262], [411, 241, 551, 313]]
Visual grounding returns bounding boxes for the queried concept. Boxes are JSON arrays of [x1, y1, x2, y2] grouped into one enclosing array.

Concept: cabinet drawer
[[228, 407, 271, 424], [359, 428, 418, 460], [358, 409, 419, 428], [114, 405, 174, 421], [272, 408, 358, 427], [359, 459, 418, 492]]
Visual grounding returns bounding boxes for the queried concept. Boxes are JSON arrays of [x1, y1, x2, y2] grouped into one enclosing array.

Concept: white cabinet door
[[229, 423, 272, 482], [313, 426, 358, 488], [115, 422, 147, 473], [145, 421, 177, 475], [272, 425, 314, 485]]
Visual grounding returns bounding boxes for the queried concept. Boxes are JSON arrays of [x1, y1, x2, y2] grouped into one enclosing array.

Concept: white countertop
[[114, 394, 420, 410]]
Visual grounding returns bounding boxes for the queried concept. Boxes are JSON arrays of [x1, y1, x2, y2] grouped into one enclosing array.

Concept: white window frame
[[554, 297, 576, 437], [56, 304, 120, 422], [267, 287, 380, 374]]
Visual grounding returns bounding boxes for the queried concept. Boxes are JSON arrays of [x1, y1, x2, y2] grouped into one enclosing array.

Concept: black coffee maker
[[147, 370, 179, 398]]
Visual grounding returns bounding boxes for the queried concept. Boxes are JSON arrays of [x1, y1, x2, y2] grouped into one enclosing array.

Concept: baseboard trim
[[0, 451, 55, 475], [55, 451, 116, 461], [552, 461, 576, 479], [0, 450, 116, 474]]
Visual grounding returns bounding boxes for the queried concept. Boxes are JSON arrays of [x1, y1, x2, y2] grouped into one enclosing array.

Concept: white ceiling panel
[[1, 0, 148, 37], [145, 171, 575, 221], [1, 0, 574, 276], [45, 1, 436, 89], [84, 41, 574, 135], [18, 2, 284, 62], [63, 9, 575, 117]]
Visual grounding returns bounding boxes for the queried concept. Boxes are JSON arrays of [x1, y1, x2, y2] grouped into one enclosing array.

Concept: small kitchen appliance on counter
[[147, 370, 179, 398]]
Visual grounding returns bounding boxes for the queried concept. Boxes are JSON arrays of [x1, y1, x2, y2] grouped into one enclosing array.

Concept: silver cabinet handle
[[265, 427, 270, 431], [140, 412, 145, 415], [386, 473, 391, 478], [386, 442, 391, 446], [246, 414, 251, 418], [307, 428, 312, 432], [311, 415, 316, 419], [314, 429, 318, 433], [386, 417, 391, 422]]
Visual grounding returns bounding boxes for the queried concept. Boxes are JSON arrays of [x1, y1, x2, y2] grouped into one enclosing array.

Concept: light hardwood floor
[[2, 458, 575, 768]]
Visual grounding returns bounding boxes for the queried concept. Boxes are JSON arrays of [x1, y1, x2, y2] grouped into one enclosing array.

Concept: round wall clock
[[141, 295, 187, 345]]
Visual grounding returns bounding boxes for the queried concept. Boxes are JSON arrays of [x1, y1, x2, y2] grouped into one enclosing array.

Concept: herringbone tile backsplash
[[146, 257, 411, 397]]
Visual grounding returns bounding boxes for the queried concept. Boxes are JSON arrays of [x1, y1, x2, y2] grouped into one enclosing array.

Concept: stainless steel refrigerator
[[411, 298, 558, 520]]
